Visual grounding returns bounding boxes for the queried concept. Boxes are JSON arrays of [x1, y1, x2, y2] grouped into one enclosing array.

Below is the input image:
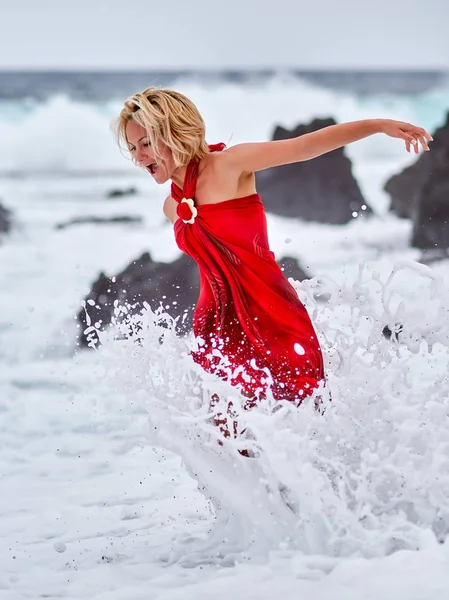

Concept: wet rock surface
[[55, 215, 142, 229], [0, 202, 12, 235], [384, 113, 449, 250], [106, 187, 138, 199], [255, 118, 371, 224]]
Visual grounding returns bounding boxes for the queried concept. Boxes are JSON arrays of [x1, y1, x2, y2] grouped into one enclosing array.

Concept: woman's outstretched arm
[[226, 119, 432, 174]]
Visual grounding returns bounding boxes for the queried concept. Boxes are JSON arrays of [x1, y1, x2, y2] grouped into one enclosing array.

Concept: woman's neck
[[171, 155, 207, 190], [170, 163, 188, 189]]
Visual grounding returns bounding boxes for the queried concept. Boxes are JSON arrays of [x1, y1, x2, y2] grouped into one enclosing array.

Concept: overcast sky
[[1, 0, 448, 70]]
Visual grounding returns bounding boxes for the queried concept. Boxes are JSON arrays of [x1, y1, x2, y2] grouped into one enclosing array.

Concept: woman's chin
[[152, 171, 169, 185]]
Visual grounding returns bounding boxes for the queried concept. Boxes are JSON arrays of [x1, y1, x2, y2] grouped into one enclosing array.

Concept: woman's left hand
[[380, 119, 433, 154]]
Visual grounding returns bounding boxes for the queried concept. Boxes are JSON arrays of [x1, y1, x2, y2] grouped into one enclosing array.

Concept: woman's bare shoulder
[[207, 145, 245, 176], [205, 146, 256, 198]]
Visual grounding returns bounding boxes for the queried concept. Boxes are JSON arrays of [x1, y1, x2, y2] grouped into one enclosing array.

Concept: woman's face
[[126, 120, 176, 184]]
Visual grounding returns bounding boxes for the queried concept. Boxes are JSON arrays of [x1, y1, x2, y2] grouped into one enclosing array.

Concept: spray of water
[[89, 260, 449, 566]]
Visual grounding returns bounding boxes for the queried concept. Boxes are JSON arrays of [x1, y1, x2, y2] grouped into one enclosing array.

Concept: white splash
[[97, 260, 449, 566]]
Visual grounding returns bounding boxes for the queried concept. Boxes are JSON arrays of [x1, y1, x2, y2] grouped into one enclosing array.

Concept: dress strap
[[170, 143, 226, 203], [208, 142, 226, 153]]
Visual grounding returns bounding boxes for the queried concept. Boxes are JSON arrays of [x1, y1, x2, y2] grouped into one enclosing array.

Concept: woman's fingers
[[404, 136, 420, 154], [403, 126, 433, 153], [419, 135, 430, 151], [403, 131, 415, 143], [411, 127, 433, 149], [395, 122, 433, 154], [403, 130, 414, 153]]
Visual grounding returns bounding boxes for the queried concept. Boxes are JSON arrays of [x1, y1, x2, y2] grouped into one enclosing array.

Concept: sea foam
[[96, 259, 449, 566]]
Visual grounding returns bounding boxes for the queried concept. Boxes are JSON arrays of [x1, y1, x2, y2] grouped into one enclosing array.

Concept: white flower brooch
[[177, 197, 198, 224]]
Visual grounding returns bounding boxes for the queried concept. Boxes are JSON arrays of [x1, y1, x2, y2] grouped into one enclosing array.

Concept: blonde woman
[[113, 88, 431, 409]]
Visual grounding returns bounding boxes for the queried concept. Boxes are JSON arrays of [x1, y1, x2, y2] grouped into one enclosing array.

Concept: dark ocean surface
[[0, 69, 448, 102]]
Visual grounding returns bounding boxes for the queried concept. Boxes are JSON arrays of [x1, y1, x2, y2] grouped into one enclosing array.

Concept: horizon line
[[0, 66, 447, 74]]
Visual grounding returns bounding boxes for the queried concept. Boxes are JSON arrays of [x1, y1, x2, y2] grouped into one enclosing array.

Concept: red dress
[[171, 144, 325, 404]]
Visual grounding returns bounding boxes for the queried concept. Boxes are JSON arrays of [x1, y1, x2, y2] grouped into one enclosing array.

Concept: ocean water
[[1, 71, 449, 599]]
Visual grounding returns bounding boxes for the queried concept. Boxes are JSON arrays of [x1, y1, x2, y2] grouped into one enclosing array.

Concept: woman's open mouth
[[146, 163, 158, 175]]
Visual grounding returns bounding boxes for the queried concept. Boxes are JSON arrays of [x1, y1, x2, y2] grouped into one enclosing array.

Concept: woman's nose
[[135, 146, 147, 165]]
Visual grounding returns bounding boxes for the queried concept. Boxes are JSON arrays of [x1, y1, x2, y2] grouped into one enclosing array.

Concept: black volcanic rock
[[77, 252, 200, 348], [55, 215, 142, 230], [279, 256, 309, 282], [411, 164, 449, 250], [106, 187, 138, 199], [418, 248, 449, 265], [382, 323, 403, 342], [255, 118, 371, 224], [384, 112, 449, 220], [0, 203, 12, 235], [77, 252, 312, 348]]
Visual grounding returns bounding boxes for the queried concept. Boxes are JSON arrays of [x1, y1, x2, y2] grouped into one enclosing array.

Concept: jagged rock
[[418, 248, 449, 265], [55, 215, 142, 230], [382, 323, 403, 341], [411, 164, 449, 249], [76, 252, 199, 348], [384, 112, 449, 220], [255, 118, 371, 224], [106, 187, 137, 199], [77, 252, 312, 348], [279, 256, 309, 282], [0, 203, 12, 234]]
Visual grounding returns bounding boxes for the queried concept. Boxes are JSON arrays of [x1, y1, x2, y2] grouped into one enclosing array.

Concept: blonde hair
[[112, 87, 208, 167]]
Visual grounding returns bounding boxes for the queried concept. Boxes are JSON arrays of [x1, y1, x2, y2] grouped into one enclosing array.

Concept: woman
[[113, 87, 431, 408]]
